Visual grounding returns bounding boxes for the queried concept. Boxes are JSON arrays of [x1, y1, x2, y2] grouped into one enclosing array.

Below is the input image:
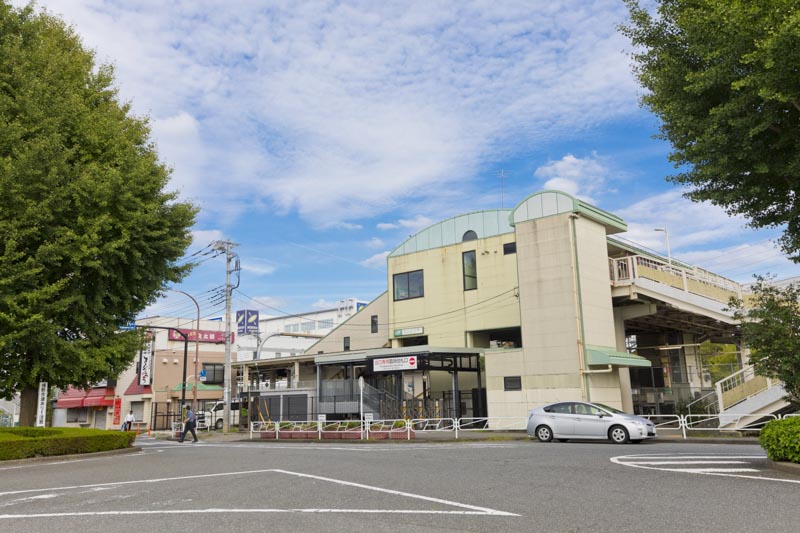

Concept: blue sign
[[119, 321, 136, 331], [236, 310, 259, 335]]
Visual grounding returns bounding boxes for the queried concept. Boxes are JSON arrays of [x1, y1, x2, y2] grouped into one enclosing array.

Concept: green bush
[[0, 427, 136, 461], [759, 417, 800, 464]]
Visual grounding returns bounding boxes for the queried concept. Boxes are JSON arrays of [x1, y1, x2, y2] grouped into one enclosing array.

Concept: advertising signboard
[[168, 329, 231, 343], [236, 310, 260, 335], [139, 338, 153, 386], [35, 382, 48, 427], [372, 356, 418, 372]]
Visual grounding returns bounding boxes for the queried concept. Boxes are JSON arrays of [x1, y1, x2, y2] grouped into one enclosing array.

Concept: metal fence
[[249, 413, 796, 441]]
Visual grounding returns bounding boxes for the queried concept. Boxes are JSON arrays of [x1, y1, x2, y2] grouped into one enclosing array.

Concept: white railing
[[248, 414, 797, 440], [608, 255, 741, 298]]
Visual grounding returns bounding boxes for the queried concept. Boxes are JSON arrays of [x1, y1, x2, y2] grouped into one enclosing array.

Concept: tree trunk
[[18, 385, 39, 427]]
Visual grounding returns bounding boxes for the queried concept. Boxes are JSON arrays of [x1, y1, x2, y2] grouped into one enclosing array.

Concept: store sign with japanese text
[[168, 329, 231, 343], [372, 356, 418, 372], [139, 338, 153, 386]]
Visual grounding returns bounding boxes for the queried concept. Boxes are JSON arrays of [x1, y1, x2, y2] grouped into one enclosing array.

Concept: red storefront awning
[[123, 375, 152, 396], [82, 387, 115, 407], [56, 387, 88, 409]]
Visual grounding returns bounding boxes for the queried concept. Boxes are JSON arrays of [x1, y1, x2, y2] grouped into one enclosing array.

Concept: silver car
[[527, 401, 656, 444]]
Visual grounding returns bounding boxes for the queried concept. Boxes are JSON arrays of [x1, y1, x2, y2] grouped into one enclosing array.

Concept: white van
[[198, 401, 239, 430]]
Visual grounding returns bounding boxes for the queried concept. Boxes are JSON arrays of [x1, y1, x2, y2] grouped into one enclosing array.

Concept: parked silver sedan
[[527, 401, 656, 444]]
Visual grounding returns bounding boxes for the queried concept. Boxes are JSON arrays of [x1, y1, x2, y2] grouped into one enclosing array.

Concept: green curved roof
[[510, 190, 626, 233], [388, 209, 514, 257]]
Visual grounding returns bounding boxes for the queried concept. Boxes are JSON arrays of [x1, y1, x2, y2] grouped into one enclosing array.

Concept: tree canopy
[[0, 2, 197, 422], [622, 0, 800, 259], [730, 279, 800, 407]]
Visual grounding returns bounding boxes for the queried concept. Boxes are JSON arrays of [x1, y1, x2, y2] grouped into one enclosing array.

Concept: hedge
[[0, 427, 137, 461], [759, 417, 800, 464]]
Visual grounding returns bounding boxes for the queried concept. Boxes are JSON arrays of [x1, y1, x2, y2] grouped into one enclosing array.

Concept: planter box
[[369, 432, 389, 440], [340, 431, 362, 440], [389, 431, 414, 440], [321, 432, 341, 439], [260, 431, 276, 439]]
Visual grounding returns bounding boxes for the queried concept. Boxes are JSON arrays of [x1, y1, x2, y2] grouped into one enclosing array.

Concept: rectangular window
[[130, 401, 144, 421], [343, 336, 351, 351], [504, 376, 522, 391], [203, 363, 224, 384], [317, 319, 333, 329], [371, 315, 378, 334], [393, 270, 424, 301], [66, 408, 88, 423], [301, 321, 315, 332], [503, 242, 516, 255], [463, 250, 477, 291]]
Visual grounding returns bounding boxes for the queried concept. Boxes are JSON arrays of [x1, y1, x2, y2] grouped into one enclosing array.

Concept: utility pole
[[213, 240, 237, 433]]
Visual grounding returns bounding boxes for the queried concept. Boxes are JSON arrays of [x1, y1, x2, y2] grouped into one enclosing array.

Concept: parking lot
[[0, 437, 798, 532]]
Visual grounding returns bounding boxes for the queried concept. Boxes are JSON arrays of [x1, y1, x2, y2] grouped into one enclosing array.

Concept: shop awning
[[124, 375, 152, 396], [56, 387, 88, 409], [82, 387, 115, 407], [585, 346, 651, 368]]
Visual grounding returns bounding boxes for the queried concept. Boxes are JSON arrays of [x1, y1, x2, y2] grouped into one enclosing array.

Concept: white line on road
[[0, 508, 512, 519], [625, 461, 750, 465], [611, 454, 800, 484]]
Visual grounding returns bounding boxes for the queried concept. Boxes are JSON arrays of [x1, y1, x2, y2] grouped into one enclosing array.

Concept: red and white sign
[[112, 397, 122, 426], [373, 356, 419, 372], [168, 329, 231, 343]]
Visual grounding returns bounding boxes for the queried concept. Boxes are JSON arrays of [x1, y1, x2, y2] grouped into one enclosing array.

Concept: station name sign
[[168, 329, 231, 343], [372, 356, 418, 372], [393, 327, 423, 337]]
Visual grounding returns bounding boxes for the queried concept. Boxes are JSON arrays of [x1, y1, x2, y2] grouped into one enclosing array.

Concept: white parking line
[[611, 453, 800, 484], [0, 468, 518, 518]]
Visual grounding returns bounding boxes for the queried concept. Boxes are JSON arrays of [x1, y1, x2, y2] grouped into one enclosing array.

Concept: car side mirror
[[597, 413, 605, 418]]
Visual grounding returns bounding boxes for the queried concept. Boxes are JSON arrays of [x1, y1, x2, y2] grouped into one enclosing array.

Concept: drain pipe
[[568, 213, 591, 402]]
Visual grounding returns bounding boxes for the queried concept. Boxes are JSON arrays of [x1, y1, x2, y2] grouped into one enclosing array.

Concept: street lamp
[[171, 289, 200, 411], [654, 228, 672, 266]]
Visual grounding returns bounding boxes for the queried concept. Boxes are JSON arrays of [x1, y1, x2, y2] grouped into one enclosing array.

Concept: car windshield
[[592, 403, 624, 414]]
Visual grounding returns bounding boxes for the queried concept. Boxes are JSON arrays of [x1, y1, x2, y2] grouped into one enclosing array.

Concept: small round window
[[462, 230, 478, 242]]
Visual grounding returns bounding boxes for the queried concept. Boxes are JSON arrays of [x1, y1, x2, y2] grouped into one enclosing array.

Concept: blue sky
[[21, 1, 799, 319]]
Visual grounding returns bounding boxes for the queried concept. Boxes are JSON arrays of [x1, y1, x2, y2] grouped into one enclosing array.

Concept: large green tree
[[729, 278, 800, 408], [622, 1, 800, 259], [0, 2, 197, 424]]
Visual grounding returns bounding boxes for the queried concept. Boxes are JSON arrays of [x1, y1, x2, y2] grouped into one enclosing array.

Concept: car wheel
[[609, 425, 629, 444], [536, 425, 553, 442], [215, 419, 223, 430]]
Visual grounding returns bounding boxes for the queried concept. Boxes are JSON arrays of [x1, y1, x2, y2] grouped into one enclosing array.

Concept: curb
[[0, 446, 141, 466], [767, 459, 800, 477]]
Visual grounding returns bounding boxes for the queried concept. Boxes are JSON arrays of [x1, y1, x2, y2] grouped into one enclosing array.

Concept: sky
[[17, 0, 800, 320]]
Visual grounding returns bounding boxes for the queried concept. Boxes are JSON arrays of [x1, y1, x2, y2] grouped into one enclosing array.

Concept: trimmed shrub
[[0, 427, 136, 461], [759, 417, 800, 464]]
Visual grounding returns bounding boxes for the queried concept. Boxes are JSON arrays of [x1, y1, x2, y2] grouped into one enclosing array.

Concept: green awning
[[171, 383, 224, 392], [585, 346, 651, 368]]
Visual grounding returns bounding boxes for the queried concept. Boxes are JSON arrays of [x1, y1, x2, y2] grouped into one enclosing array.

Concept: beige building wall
[[389, 233, 519, 348], [306, 292, 389, 354]]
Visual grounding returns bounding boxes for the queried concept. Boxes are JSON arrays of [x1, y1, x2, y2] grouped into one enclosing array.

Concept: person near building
[[178, 405, 198, 443], [123, 410, 135, 431]]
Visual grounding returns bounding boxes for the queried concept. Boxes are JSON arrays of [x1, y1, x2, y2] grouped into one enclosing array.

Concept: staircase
[[715, 366, 789, 426]]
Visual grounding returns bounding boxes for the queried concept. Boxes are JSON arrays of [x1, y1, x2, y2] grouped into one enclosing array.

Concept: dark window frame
[[393, 269, 424, 301], [503, 242, 516, 255], [370, 315, 378, 334], [463, 250, 477, 291], [202, 363, 224, 384], [343, 336, 351, 351]]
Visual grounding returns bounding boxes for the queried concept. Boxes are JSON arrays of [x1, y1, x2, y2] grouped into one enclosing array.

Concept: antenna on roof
[[498, 170, 510, 209]]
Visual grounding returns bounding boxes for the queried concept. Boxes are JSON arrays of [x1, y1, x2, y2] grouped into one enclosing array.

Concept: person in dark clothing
[[178, 406, 198, 443]]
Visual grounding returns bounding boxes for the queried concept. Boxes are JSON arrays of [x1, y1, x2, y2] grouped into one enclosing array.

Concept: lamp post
[[171, 289, 200, 411], [654, 227, 672, 266]]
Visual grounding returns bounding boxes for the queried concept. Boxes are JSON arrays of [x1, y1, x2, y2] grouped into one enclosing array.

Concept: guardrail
[[248, 414, 797, 441]]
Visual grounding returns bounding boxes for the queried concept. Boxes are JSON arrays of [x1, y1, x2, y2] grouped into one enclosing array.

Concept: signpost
[[35, 382, 48, 427]]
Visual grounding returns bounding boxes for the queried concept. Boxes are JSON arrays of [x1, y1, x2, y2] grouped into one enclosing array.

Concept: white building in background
[[236, 298, 368, 362]]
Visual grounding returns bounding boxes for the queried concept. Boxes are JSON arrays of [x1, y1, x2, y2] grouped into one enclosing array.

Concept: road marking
[[611, 453, 800, 484], [0, 468, 518, 517], [0, 508, 510, 519]]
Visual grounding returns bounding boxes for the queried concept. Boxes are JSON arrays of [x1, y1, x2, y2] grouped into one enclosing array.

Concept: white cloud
[[377, 215, 434, 232], [190, 229, 224, 251], [365, 237, 385, 249], [26, 0, 638, 228], [534, 153, 610, 203], [240, 260, 277, 276], [311, 299, 338, 310], [360, 251, 390, 269]]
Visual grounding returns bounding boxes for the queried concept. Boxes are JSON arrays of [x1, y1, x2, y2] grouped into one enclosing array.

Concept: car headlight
[[630, 420, 645, 426]]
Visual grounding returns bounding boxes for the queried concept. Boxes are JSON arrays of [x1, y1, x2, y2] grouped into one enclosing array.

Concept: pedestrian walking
[[124, 410, 135, 431], [178, 405, 198, 443]]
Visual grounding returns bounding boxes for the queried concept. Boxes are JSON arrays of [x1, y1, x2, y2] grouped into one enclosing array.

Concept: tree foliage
[[622, 0, 800, 259], [0, 2, 197, 419], [729, 278, 800, 407]]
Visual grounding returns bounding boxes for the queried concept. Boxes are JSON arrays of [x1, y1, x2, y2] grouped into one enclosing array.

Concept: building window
[[463, 250, 477, 291], [203, 363, 224, 384], [393, 270, 424, 301], [504, 376, 522, 391], [130, 401, 144, 421], [344, 336, 351, 351], [462, 230, 478, 242], [301, 321, 315, 332], [371, 315, 378, 334], [66, 408, 88, 423], [503, 242, 516, 255], [317, 319, 333, 329]]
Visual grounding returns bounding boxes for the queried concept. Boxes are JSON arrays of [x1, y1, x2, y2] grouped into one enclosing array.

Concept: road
[[0, 436, 798, 532]]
